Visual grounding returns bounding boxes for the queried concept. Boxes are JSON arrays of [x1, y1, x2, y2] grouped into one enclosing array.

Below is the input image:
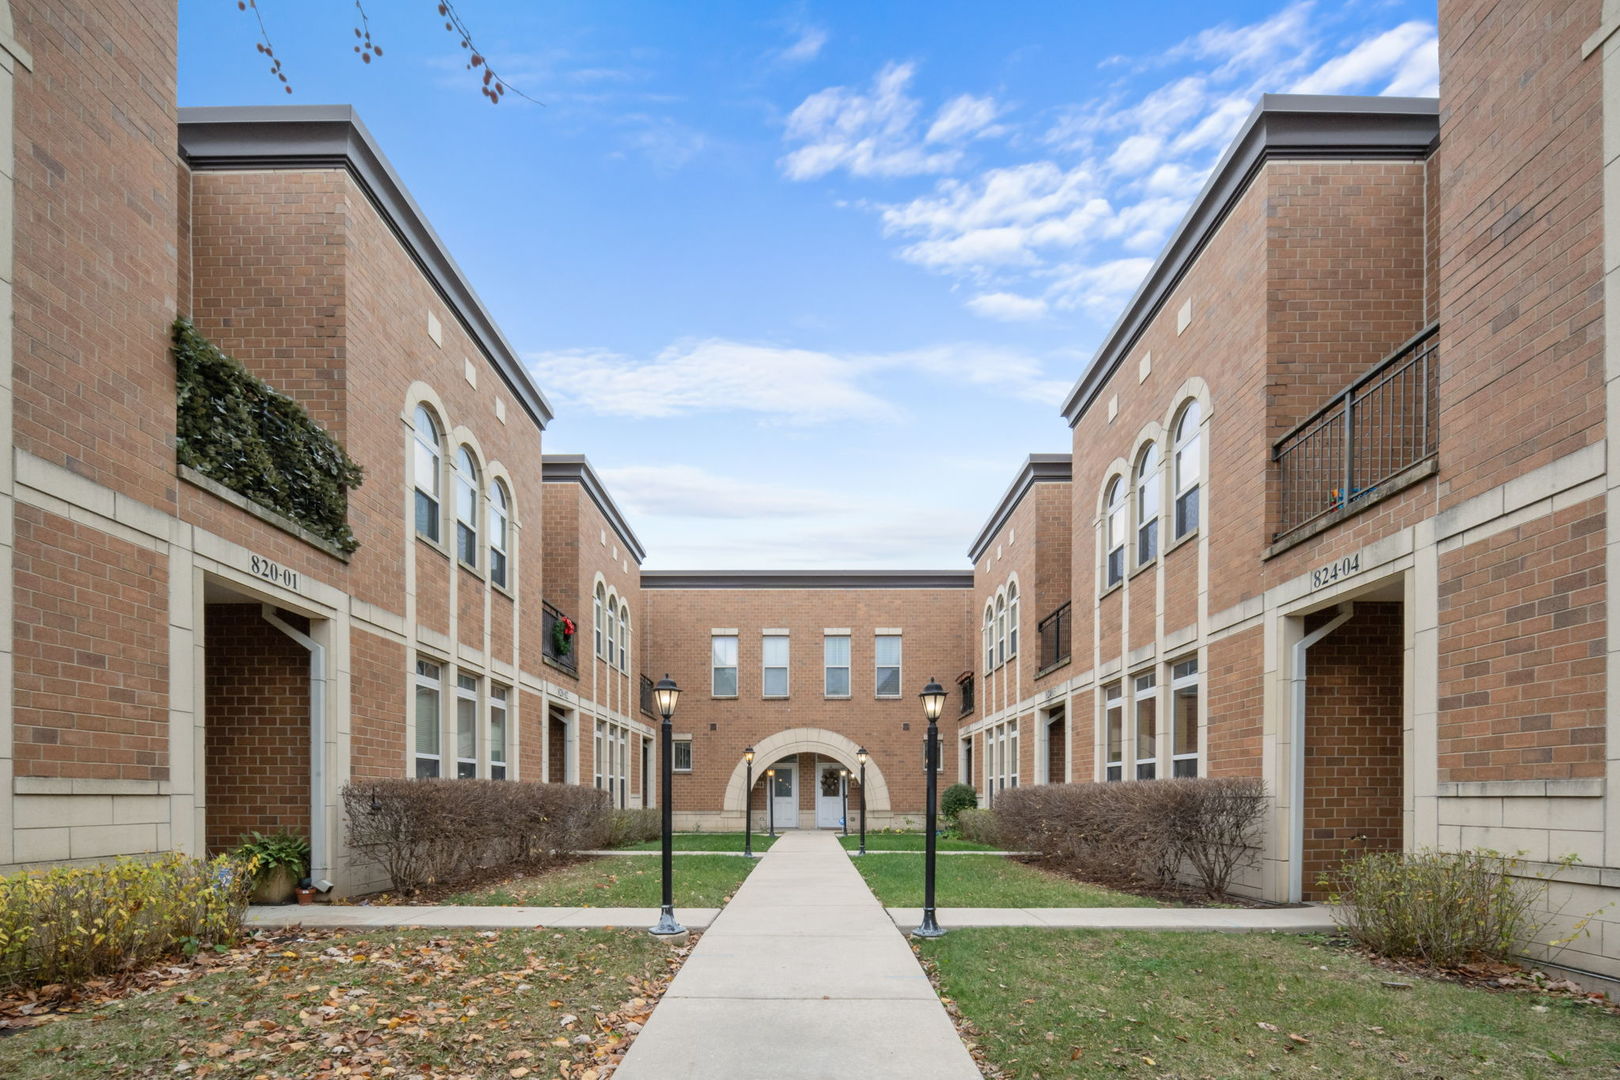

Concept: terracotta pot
[[251, 864, 298, 905], [294, 887, 316, 906]]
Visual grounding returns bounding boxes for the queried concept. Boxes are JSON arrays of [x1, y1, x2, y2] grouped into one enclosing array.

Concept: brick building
[[1, 0, 1620, 982]]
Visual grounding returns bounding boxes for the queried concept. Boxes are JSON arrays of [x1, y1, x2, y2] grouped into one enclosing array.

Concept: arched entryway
[[720, 728, 893, 827]]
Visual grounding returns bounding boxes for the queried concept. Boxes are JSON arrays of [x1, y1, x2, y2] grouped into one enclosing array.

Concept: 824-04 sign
[[249, 554, 299, 591], [1310, 553, 1360, 591]]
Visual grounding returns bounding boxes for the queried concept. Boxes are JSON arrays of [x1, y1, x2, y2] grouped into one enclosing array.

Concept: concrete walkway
[[613, 829, 981, 1080], [247, 905, 721, 929], [884, 905, 1338, 931]]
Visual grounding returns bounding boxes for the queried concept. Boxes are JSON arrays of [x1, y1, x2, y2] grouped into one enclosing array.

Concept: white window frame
[[606, 596, 618, 669], [824, 634, 851, 698], [414, 658, 442, 778], [412, 406, 442, 543], [995, 594, 1007, 667], [619, 609, 630, 673], [488, 479, 510, 589], [1173, 400, 1202, 540], [1135, 442, 1159, 568], [983, 604, 994, 673], [1104, 478, 1126, 588], [1171, 657, 1199, 778], [874, 633, 902, 698], [453, 446, 480, 570], [489, 684, 509, 780], [712, 634, 739, 698], [594, 719, 606, 790], [1103, 681, 1123, 782], [763, 633, 789, 698], [618, 726, 630, 807], [1133, 671, 1157, 780], [673, 737, 693, 772], [594, 584, 606, 658], [455, 672, 479, 778], [1008, 582, 1019, 659]]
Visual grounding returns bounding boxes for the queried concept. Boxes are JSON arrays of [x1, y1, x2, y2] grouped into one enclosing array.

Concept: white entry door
[[770, 763, 797, 830], [815, 763, 845, 829]]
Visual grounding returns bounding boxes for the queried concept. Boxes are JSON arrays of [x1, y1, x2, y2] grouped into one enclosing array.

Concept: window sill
[[1098, 581, 1123, 601], [1035, 657, 1071, 680], [491, 580, 515, 601], [417, 533, 451, 560], [1164, 528, 1198, 557], [1129, 559, 1156, 582], [875, 695, 901, 701], [711, 695, 738, 701], [457, 560, 484, 581], [763, 695, 789, 701]]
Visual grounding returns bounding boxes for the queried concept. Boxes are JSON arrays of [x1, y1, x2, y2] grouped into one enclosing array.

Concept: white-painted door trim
[[770, 762, 797, 830], [815, 762, 844, 828]]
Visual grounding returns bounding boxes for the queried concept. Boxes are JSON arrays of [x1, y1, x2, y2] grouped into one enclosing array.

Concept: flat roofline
[[966, 453, 1072, 563], [1059, 93, 1439, 427], [542, 454, 647, 564], [178, 104, 554, 431], [641, 570, 974, 590]]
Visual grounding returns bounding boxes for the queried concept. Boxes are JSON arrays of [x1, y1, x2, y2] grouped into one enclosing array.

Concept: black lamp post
[[743, 746, 756, 858], [856, 747, 868, 856], [766, 767, 777, 837], [840, 769, 850, 836], [651, 675, 685, 939], [913, 678, 947, 939]]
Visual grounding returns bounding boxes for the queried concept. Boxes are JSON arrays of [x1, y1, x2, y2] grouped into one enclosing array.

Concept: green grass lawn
[[443, 854, 756, 907], [0, 928, 677, 1080], [837, 832, 1000, 852], [852, 854, 1159, 907], [920, 929, 1620, 1078], [620, 832, 778, 852]]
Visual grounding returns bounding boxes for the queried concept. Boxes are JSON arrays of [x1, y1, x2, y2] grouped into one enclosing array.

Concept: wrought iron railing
[[1038, 602, 1071, 671], [640, 674, 655, 719], [1272, 325, 1437, 543], [957, 672, 974, 716], [541, 600, 577, 674]]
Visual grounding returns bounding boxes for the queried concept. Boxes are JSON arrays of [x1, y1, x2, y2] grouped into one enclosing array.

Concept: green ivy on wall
[[173, 320, 364, 554]]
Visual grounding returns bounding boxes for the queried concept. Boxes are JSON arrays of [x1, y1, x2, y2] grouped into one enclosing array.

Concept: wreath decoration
[[820, 770, 843, 796], [552, 615, 576, 657]]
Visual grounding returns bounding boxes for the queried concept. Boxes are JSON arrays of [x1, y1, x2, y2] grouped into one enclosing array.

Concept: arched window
[[488, 479, 510, 589], [594, 583, 606, 658], [983, 604, 994, 672], [619, 609, 630, 673], [1173, 400, 1202, 539], [995, 594, 1007, 667], [1104, 478, 1126, 587], [606, 596, 618, 669], [1135, 443, 1160, 566], [1007, 581, 1019, 659], [412, 406, 442, 542], [453, 447, 480, 567]]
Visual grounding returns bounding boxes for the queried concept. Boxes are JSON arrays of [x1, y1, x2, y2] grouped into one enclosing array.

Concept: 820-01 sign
[[249, 553, 300, 591], [1309, 553, 1360, 591]]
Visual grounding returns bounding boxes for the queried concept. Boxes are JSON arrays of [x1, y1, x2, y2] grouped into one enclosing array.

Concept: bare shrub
[[606, 808, 661, 847], [994, 778, 1265, 898], [342, 780, 611, 892], [954, 807, 1001, 846]]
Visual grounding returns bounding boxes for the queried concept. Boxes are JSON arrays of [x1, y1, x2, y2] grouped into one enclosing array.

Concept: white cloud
[[927, 94, 1006, 143], [780, 23, 828, 64], [965, 292, 1048, 322], [597, 464, 830, 519], [1046, 257, 1155, 316], [1172, 2, 1315, 81], [1288, 21, 1436, 96], [780, 62, 965, 180], [1108, 133, 1164, 175], [615, 114, 709, 171]]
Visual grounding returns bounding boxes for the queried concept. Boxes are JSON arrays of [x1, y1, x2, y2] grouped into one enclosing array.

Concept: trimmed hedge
[[955, 807, 1002, 847], [342, 779, 612, 892], [174, 319, 364, 553], [994, 778, 1266, 898], [606, 808, 661, 848], [0, 853, 254, 989]]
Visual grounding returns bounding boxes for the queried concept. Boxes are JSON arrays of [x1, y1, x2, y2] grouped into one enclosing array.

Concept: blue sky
[[180, 1, 1438, 569]]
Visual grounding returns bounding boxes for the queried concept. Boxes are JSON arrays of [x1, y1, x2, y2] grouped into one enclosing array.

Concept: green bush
[[174, 319, 364, 553], [940, 783, 978, 824], [606, 808, 661, 847], [0, 853, 254, 989], [1322, 849, 1559, 967], [955, 808, 1001, 846], [231, 830, 311, 883]]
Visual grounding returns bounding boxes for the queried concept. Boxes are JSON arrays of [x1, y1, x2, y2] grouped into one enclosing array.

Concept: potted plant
[[233, 830, 312, 904]]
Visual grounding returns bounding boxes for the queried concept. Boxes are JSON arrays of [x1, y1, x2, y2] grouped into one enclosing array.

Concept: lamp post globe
[[856, 747, 868, 856], [650, 676, 685, 939], [913, 679, 947, 939], [742, 746, 755, 859]]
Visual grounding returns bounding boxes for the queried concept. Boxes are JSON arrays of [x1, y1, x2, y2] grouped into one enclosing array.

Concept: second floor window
[[996, 596, 1007, 667], [1008, 583, 1019, 659], [1136, 443, 1159, 566], [875, 634, 901, 698], [453, 447, 479, 568], [824, 634, 850, 696], [594, 584, 605, 658], [1104, 478, 1126, 588], [607, 598, 618, 669], [488, 480, 510, 588], [412, 406, 442, 542], [1174, 400, 1202, 539], [763, 635, 789, 697], [619, 610, 630, 673], [982, 605, 994, 672], [712, 634, 738, 696]]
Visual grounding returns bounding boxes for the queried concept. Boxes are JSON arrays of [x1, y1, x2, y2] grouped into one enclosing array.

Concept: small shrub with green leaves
[[940, 783, 978, 825], [0, 853, 254, 989], [232, 830, 311, 883]]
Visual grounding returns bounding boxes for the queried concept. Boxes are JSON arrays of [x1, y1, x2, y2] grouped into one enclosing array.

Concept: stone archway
[[720, 727, 892, 815]]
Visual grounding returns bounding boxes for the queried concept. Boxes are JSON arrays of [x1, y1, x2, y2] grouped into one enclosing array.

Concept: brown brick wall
[[1437, 498, 1605, 782], [13, 506, 169, 780], [1205, 628, 1263, 779], [204, 605, 310, 853], [1303, 603, 1404, 898], [350, 627, 405, 782]]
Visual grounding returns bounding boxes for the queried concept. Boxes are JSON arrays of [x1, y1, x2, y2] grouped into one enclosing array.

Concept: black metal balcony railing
[[957, 672, 975, 716], [541, 601, 578, 674], [1038, 602, 1072, 671], [640, 674, 655, 719], [1272, 325, 1438, 544]]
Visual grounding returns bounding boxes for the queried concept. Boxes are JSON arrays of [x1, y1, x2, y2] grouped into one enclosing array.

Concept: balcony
[[1272, 325, 1438, 548], [541, 601, 578, 676], [956, 671, 974, 716], [1038, 602, 1072, 674]]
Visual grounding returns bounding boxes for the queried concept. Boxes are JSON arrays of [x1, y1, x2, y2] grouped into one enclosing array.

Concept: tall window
[[983, 604, 994, 672], [617, 727, 630, 807], [1103, 682, 1123, 781], [1173, 400, 1202, 539], [456, 673, 478, 778], [1136, 443, 1160, 566], [594, 720, 606, 790], [874, 634, 902, 698], [763, 634, 789, 697], [1134, 672, 1157, 780], [1008, 582, 1019, 659], [415, 659, 442, 778], [712, 634, 739, 696], [991, 720, 1019, 791], [606, 597, 618, 669], [619, 610, 630, 673], [453, 448, 480, 567], [594, 584, 605, 658], [995, 595, 1007, 667], [489, 684, 508, 780], [412, 406, 442, 542], [1171, 658, 1199, 778], [824, 634, 851, 697], [488, 480, 510, 588], [1104, 478, 1126, 588]]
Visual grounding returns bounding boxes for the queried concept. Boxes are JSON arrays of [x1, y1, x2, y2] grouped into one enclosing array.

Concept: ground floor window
[[1171, 658, 1199, 778], [987, 718, 1018, 800], [594, 718, 634, 806], [1133, 672, 1157, 780], [489, 684, 509, 780], [415, 659, 442, 778], [1103, 682, 1123, 781], [673, 737, 693, 772], [456, 673, 479, 778]]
